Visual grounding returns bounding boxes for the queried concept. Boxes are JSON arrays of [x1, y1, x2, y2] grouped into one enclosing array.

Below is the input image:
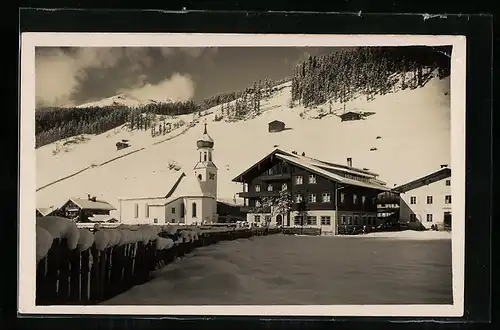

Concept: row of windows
[[410, 195, 452, 205], [252, 192, 373, 206], [294, 192, 371, 204], [294, 174, 316, 185], [255, 183, 288, 192], [293, 215, 332, 225], [134, 203, 196, 218], [295, 192, 331, 203], [409, 214, 433, 222], [267, 166, 288, 175], [409, 212, 451, 222], [339, 215, 378, 226]]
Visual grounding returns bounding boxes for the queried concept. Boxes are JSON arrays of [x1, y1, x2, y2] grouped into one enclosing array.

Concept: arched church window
[[204, 152, 207, 161], [208, 152, 212, 161], [198, 174, 202, 180], [192, 202, 197, 218], [199, 152, 202, 162]]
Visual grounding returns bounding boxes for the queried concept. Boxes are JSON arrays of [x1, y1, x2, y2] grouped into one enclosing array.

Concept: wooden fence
[[36, 220, 280, 305]]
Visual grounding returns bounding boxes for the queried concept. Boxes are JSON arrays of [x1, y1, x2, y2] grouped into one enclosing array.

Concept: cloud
[[119, 73, 195, 102], [35, 47, 153, 107]]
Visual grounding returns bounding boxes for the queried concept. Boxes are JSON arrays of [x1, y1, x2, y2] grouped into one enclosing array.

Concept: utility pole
[[335, 184, 346, 235], [297, 200, 307, 235]]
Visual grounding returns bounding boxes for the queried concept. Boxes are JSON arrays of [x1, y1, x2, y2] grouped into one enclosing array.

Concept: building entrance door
[[443, 212, 452, 229], [276, 214, 283, 226], [286, 214, 290, 227]]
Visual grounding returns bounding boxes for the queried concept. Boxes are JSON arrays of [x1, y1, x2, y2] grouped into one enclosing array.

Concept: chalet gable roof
[[339, 111, 362, 117], [232, 148, 389, 191], [64, 198, 116, 211], [275, 153, 390, 191], [36, 206, 57, 216], [393, 168, 451, 193]]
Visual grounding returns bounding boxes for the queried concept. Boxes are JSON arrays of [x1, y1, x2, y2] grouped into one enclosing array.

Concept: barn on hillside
[[268, 120, 286, 133], [116, 140, 130, 151], [339, 111, 364, 122]]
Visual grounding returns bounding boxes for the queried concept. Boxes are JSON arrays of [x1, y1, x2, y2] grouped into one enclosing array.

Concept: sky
[[35, 47, 345, 108]]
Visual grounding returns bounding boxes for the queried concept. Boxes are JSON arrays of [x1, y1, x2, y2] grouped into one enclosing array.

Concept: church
[[117, 124, 218, 225]]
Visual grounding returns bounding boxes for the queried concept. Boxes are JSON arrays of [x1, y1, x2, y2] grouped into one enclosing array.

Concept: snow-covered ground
[[36, 76, 450, 214]]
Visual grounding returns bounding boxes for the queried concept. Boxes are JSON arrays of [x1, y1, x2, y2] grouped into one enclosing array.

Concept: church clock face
[[209, 173, 216, 180]]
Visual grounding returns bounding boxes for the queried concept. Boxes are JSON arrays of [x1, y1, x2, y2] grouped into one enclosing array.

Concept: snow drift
[[36, 216, 80, 250], [36, 225, 54, 262], [76, 228, 95, 252], [155, 237, 175, 250]]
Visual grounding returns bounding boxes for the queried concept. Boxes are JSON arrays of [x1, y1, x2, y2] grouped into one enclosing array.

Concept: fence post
[[69, 249, 82, 303], [35, 257, 49, 305]]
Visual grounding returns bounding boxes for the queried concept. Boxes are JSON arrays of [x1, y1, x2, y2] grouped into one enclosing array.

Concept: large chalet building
[[232, 149, 391, 234]]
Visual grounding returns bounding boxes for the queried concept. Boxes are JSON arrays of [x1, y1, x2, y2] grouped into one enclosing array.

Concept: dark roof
[[36, 206, 57, 216], [232, 148, 389, 191], [393, 168, 451, 193], [268, 120, 285, 125], [62, 198, 116, 211]]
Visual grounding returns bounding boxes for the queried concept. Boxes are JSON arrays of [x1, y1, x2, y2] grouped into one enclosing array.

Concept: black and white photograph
[[19, 33, 466, 317]]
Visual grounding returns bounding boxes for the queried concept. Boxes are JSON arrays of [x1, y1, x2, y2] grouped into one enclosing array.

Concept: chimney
[[87, 193, 91, 200], [440, 164, 448, 168], [347, 157, 352, 167], [301, 152, 306, 156]]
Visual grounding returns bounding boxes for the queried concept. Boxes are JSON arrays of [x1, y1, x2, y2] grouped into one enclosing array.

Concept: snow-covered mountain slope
[[76, 92, 175, 108], [36, 77, 450, 213]]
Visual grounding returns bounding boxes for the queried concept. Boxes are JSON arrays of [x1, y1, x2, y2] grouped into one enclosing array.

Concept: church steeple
[[194, 123, 218, 200]]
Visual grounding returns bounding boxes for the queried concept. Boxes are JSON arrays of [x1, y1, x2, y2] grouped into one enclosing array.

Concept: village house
[[116, 139, 131, 151], [55, 195, 116, 223], [394, 166, 452, 230], [217, 199, 247, 223], [268, 120, 286, 133], [36, 206, 57, 218], [232, 148, 391, 234], [117, 124, 218, 225]]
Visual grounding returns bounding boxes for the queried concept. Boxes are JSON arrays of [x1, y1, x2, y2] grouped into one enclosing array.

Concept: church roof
[[119, 171, 214, 202], [173, 173, 214, 198]]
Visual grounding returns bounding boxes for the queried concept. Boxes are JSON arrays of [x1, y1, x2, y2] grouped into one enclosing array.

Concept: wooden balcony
[[238, 191, 277, 198], [259, 173, 291, 181], [240, 206, 271, 213]]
